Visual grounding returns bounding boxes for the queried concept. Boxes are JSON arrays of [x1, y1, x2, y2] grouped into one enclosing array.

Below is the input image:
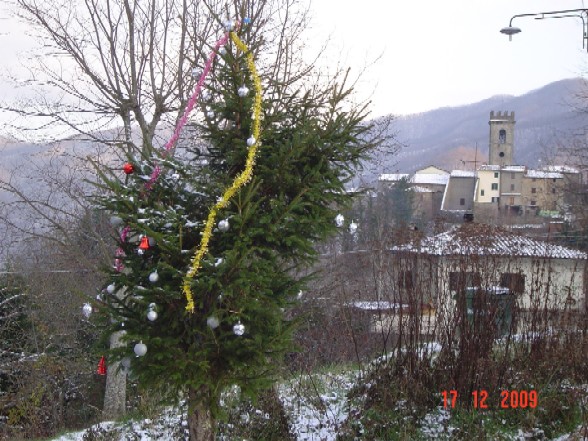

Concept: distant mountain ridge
[[368, 77, 588, 183], [1, 78, 587, 188]]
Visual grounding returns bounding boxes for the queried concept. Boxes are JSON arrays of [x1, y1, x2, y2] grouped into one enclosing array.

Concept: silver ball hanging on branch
[[233, 321, 245, 336], [237, 85, 249, 97], [147, 309, 158, 322], [106, 284, 116, 294], [134, 341, 147, 357], [148, 271, 159, 283], [246, 136, 256, 147], [218, 219, 230, 232]]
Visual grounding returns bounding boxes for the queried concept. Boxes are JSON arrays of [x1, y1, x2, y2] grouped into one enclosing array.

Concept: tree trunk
[[187, 386, 215, 441], [102, 330, 127, 419]]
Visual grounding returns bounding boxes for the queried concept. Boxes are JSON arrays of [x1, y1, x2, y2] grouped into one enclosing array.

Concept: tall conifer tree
[[95, 16, 379, 440]]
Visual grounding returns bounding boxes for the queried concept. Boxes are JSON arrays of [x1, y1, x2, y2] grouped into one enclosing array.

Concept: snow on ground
[[50, 368, 358, 441], [49, 369, 587, 441], [278, 368, 359, 441]]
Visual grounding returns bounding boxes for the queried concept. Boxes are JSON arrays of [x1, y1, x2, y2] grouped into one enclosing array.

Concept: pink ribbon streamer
[[145, 31, 231, 190], [110, 21, 257, 301], [114, 31, 230, 271]]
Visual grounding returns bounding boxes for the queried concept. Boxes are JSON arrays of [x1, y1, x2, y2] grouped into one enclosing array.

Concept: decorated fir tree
[[94, 19, 377, 440]]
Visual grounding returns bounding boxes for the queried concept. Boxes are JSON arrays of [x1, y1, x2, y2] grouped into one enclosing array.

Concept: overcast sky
[[1, 0, 587, 120], [308, 0, 588, 116]]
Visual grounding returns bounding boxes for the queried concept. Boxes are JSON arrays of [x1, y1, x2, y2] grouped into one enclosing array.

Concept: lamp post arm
[[508, 12, 544, 27], [503, 9, 588, 51], [509, 8, 588, 26]]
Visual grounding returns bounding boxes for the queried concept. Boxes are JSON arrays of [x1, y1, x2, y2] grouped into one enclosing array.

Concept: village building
[[391, 222, 587, 333], [378, 168, 449, 220], [378, 111, 581, 226]]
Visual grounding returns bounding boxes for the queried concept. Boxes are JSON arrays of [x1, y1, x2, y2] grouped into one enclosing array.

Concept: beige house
[[521, 170, 564, 214], [415, 165, 449, 175], [392, 223, 587, 332], [474, 165, 500, 204], [499, 166, 526, 213]]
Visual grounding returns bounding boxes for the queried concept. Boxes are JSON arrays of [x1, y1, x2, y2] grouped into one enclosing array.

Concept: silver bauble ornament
[[237, 85, 249, 97], [246, 136, 256, 147], [147, 310, 158, 321], [218, 219, 230, 232], [233, 321, 245, 336], [110, 216, 123, 226], [149, 271, 159, 283], [106, 284, 116, 294], [134, 341, 147, 357]]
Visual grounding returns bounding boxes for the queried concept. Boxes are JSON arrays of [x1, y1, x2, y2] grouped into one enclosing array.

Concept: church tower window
[[499, 129, 506, 143]]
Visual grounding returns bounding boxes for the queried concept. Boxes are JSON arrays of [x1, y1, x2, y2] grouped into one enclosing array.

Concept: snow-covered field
[[51, 368, 358, 441], [50, 367, 587, 441]]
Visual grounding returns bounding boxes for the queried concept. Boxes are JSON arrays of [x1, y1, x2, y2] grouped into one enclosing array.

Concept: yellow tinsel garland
[[183, 31, 263, 313]]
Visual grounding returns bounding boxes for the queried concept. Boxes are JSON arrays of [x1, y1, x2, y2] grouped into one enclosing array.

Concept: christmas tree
[[94, 18, 376, 440]]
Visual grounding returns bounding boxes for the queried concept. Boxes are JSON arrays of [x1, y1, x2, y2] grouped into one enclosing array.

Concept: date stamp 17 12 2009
[[441, 390, 538, 410]]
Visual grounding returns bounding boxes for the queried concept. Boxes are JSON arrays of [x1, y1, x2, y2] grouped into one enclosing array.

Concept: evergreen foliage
[[93, 24, 378, 425]]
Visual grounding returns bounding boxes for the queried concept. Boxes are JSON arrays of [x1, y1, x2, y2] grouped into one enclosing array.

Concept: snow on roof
[[379, 173, 408, 181], [413, 174, 450, 185], [450, 170, 476, 177], [379, 173, 449, 185], [526, 170, 563, 179], [478, 165, 501, 171], [502, 166, 526, 172], [393, 223, 587, 260], [541, 165, 580, 174], [415, 165, 449, 175]]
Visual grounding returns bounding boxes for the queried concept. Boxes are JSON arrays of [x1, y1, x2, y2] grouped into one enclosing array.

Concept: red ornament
[[123, 163, 135, 174], [97, 356, 107, 376], [138, 235, 150, 254]]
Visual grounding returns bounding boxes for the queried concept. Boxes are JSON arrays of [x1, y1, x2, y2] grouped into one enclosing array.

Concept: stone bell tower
[[488, 111, 515, 167]]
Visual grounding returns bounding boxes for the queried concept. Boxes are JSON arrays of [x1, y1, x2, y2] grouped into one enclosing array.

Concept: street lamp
[[500, 9, 588, 51]]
